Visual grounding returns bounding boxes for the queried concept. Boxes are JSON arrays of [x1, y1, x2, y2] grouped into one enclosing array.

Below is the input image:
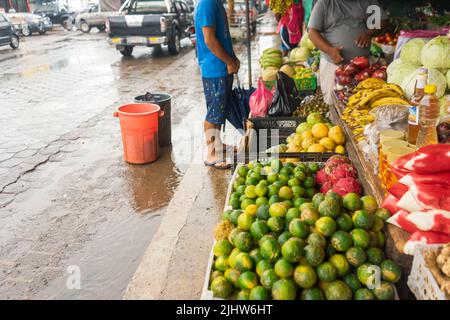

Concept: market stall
[[205, 2, 450, 300]]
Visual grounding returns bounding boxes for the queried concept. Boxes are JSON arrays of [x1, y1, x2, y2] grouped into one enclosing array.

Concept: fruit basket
[[407, 244, 447, 300]]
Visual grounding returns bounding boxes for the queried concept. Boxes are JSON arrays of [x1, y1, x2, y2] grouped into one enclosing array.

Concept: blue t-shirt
[[195, 0, 234, 78]]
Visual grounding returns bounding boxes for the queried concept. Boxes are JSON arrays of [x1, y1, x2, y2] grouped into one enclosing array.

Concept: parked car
[[5, 13, 53, 36], [75, 2, 122, 33], [33, 3, 74, 28], [107, 0, 194, 56], [0, 13, 19, 49]]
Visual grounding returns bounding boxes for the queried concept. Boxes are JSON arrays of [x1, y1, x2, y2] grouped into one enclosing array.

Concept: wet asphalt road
[[0, 28, 205, 299]]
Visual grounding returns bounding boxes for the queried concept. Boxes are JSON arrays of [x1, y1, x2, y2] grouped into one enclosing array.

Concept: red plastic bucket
[[113, 103, 163, 164]]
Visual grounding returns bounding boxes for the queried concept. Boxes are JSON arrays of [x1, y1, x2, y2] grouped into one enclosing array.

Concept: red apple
[[351, 56, 370, 70], [344, 63, 359, 75], [372, 69, 387, 80], [337, 75, 353, 85], [355, 71, 370, 82], [335, 65, 348, 77]]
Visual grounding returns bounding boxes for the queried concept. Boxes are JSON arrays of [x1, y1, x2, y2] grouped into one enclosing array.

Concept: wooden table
[[330, 96, 414, 299]]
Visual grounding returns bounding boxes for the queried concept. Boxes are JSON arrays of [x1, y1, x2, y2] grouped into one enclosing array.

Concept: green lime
[[274, 258, 294, 278]]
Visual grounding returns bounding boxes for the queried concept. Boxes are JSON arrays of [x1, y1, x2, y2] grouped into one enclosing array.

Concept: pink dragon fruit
[[329, 163, 358, 184], [324, 155, 352, 174], [315, 168, 329, 185], [320, 181, 333, 193], [332, 177, 362, 196]]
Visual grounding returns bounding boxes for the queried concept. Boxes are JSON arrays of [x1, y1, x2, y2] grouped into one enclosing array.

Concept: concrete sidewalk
[[124, 13, 279, 300]]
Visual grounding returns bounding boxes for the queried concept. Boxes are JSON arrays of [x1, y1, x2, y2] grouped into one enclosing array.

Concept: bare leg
[[204, 120, 229, 168]]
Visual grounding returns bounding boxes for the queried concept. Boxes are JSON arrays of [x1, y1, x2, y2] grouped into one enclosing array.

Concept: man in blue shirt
[[195, 0, 239, 170]]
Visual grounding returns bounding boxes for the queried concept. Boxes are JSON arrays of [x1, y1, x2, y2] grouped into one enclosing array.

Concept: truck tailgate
[[108, 15, 163, 36]]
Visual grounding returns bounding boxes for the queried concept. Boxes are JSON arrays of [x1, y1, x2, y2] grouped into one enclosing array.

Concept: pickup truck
[[107, 0, 193, 56], [76, 1, 121, 33]]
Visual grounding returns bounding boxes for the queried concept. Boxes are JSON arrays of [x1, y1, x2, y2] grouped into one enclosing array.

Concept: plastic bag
[[226, 77, 256, 131], [268, 72, 301, 117], [404, 144, 450, 174], [404, 230, 450, 255], [363, 105, 409, 172], [249, 78, 273, 117]]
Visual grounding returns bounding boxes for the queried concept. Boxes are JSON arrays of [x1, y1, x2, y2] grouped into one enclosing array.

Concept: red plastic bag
[[249, 78, 273, 118], [388, 210, 418, 234], [381, 194, 401, 214], [387, 182, 408, 200], [397, 184, 450, 212], [388, 209, 450, 235], [407, 210, 450, 235], [399, 172, 450, 188], [404, 230, 450, 255], [404, 144, 450, 175]]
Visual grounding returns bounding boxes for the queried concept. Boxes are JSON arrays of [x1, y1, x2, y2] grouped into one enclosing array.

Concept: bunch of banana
[[354, 77, 386, 91], [269, 0, 287, 16], [342, 79, 408, 142], [370, 97, 409, 108], [260, 48, 283, 68], [347, 82, 405, 110]]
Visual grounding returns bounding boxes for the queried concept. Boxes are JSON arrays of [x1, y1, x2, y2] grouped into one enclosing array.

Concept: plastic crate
[[294, 77, 317, 91], [407, 244, 447, 300], [260, 152, 340, 163]]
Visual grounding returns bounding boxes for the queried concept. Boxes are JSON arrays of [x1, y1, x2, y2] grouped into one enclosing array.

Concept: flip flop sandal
[[204, 160, 231, 170]]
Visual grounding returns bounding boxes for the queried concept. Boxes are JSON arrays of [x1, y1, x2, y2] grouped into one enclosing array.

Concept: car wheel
[[10, 34, 19, 49], [39, 30, 46, 35], [22, 26, 31, 37], [119, 46, 133, 57], [168, 31, 181, 55], [97, 26, 106, 32], [80, 21, 91, 33]]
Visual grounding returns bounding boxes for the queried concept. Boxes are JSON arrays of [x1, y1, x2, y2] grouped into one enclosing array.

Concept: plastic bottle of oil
[[416, 84, 440, 147], [407, 68, 428, 145]]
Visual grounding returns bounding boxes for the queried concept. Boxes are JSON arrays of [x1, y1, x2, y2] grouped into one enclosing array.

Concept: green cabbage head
[[400, 38, 426, 67], [401, 68, 447, 99], [420, 36, 450, 70], [387, 59, 416, 86]]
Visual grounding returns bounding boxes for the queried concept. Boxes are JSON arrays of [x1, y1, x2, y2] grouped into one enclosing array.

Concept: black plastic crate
[[231, 152, 340, 171], [248, 116, 306, 155]]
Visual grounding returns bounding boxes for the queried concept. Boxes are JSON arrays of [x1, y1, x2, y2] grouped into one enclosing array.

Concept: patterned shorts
[[202, 75, 233, 125]]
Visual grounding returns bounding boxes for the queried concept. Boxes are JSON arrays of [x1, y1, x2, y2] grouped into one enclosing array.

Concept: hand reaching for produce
[[329, 46, 344, 64], [355, 32, 372, 48]]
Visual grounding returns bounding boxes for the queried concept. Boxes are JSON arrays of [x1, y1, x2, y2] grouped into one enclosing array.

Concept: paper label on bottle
[[408, 105, 419, 125]]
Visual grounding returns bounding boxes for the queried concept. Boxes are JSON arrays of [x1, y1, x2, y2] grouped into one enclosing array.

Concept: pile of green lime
[[210, 160, 400, 300]]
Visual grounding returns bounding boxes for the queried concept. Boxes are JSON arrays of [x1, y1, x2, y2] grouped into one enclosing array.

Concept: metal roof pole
[[245, 0, 251, 87]]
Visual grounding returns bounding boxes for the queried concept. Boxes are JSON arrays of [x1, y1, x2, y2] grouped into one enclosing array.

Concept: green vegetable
[[387, 59, 416, 86], [401, 68, 447, 99], [289, 47, 311, 63], [447, 70, 450, 90], [400, 38, 426, 67], [300, 33, 315, 50], [420, 36, 450, 71]]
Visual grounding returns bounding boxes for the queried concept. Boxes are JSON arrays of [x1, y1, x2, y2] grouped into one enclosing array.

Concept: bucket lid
[[117, 103, 160, 116], [135, 92, 171, 103]]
